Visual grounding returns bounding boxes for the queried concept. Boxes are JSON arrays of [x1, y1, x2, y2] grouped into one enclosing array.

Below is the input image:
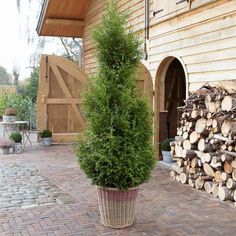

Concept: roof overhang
[[36, 0, 92, 38]]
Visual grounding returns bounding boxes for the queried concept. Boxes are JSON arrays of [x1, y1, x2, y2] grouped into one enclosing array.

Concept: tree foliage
[[16, 0, 45, 68], [60, 38, 82, 66], [2, 67, 38, 125], [2, 93, 35, 121], [18, 67, 39, 103], [13, 67, 20, 87], [0, 66, 12, 85], [76, 1, 155, 190]]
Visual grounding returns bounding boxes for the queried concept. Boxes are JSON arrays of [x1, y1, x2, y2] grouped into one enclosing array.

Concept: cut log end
[[195, 118, 207, 134], [222, 95, 236, 112], [204, 181, 213, 194], [180, 173, 188, 184], [195, 177, 204, 190], [203, 163, 215, 177], [212, 184, 219, 197], [218, 187, 233, 201], [226, 178, 236, 190]]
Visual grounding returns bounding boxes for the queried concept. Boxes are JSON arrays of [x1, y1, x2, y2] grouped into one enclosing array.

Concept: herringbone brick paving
[[0, 145, 236, 235]]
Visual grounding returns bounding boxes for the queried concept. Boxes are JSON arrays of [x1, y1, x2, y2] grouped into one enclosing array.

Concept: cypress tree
[[76, 1, 155, 189]]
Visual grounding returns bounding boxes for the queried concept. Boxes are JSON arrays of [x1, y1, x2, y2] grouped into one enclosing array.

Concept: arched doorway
[[164, 59, 186, 139], [155, 56, 187, 159]]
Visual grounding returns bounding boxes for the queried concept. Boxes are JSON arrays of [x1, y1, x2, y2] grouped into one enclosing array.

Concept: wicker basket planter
[[97, 186, 139, 228]]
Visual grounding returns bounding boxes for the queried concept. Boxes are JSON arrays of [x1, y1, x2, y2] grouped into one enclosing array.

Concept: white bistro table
[[0, 121, 32, 146]]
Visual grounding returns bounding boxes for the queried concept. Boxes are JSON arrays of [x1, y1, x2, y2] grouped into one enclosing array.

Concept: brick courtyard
[[0, 145, 236, 236]]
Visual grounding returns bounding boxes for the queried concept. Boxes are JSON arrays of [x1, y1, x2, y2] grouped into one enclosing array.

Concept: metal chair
[[18, 121, 32, 147], [35, 112, 48, 147], [25, 112, 48, 146]]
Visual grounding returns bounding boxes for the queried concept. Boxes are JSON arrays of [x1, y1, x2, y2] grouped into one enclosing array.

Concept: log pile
[[170, 85, 236, 202]]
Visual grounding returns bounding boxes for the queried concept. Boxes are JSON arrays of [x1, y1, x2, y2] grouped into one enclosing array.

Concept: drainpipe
[[144, 0, 150, 60]]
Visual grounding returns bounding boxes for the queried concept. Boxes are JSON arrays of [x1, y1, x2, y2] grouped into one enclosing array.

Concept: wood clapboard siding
[[83, 0, 145, 75], [150, 0, 233, 37], [83, 0, 236, 92], [148, 0, 236, 90], [149, 16, 236, 59]]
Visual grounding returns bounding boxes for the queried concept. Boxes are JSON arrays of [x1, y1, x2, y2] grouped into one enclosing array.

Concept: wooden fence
[[0, 85, 16, 97]]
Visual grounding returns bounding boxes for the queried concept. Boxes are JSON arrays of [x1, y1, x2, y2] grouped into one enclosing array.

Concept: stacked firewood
[[170, 85, 236, 202]]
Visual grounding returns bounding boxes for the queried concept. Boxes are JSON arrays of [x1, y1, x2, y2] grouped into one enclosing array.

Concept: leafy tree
[[18, 67, 39, 103], [2, 93, 35, 121], [16, 0, 45, 68], [17, 0, 82, 68], [76, 1, 155, 190], [13, 68, 19, 86], [0, 97, 4, 117], [0, 66, 12, 85], [60, 38, 83, 66], [24, 67, 39, 103]]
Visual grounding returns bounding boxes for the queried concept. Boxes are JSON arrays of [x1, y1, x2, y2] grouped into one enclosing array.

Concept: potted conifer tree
[[76, 1, 155, 228]]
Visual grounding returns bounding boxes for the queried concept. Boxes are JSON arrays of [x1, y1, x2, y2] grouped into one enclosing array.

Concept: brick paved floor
[[0, 144, 236, 236]]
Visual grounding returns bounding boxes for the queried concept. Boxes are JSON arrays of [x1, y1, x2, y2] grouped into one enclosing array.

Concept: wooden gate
[[37, 55, 87, 143]]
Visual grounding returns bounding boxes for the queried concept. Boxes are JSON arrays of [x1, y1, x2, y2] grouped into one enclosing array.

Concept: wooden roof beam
[[45, 18, 85, 28]]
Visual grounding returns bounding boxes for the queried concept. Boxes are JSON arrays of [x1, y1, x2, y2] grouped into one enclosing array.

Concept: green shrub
[[161, 138, 175, 151], [9, 132, 22, 143], [18, 67, 39, 103], [40, 130, 52, 138], [0, 97, 4, 118], [76, 1, 155, 190], [2, 93, 35, 121]]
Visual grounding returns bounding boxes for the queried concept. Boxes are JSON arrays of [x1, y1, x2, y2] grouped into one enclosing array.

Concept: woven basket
[[97, 186, 139, 228]]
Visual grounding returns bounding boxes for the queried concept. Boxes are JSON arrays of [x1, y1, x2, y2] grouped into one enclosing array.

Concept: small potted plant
[[0, 138, 13, 154], [3, 107, 17, 122], [161, 138, 175, 163], [9, 132, 23, 154], [40, 130, 52, 146]]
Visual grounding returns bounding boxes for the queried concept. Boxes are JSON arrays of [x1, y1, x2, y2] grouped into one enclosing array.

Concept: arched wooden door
[[135, 63, 153, 110], [37, 55, 87, 143]]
